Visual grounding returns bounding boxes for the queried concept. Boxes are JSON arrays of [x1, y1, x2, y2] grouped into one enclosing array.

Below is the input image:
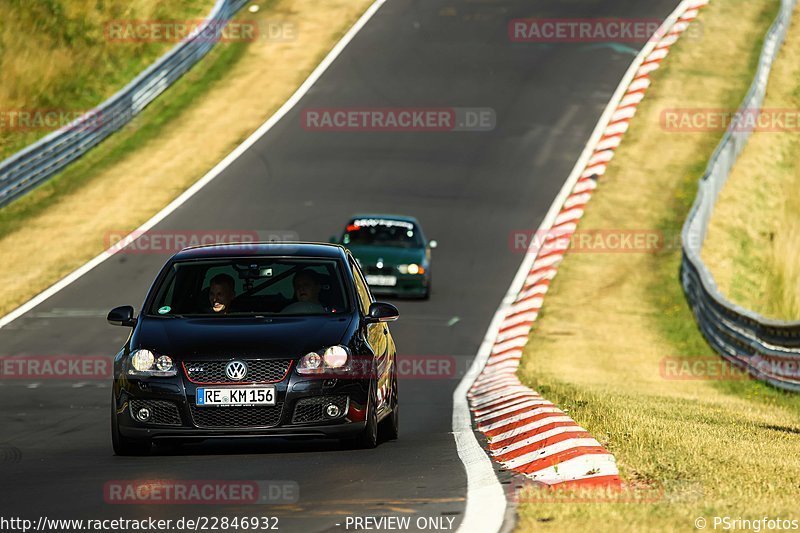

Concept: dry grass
[[0, 0, 214, 158], [515, 0, 800, 531], [0, 0, 374, 317], [701, 11, 800, 321]]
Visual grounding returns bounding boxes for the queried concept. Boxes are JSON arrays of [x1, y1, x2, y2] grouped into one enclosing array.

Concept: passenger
[[208, 274, 236, 314], [283, 269, 325, 313]]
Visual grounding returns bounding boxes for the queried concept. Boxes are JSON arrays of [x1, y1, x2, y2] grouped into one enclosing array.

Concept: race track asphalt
[[0, 0, 679, 531]]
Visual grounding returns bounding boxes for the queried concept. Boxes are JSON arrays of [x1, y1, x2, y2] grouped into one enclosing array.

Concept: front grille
[[292, 396, 348, 424], [183, 359, 292, 384], [130, 400, 182, 426], [189, 403, 284, 429]]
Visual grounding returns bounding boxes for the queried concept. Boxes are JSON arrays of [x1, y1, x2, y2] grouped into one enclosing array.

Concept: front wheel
[[379, 366, 399, 441], [349, 383, 379, 449], [111, 395, 151, 456]]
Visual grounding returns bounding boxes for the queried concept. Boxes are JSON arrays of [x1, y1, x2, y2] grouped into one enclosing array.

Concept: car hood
[[345, 245, 425, 266], [132, 315, 355, 359]]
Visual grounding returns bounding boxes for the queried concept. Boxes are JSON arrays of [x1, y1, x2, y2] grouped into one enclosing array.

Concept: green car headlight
[[398, 263, 424, 275]]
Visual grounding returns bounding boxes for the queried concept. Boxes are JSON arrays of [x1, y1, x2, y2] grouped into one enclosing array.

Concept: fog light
[[325, 404, 341, 418], [136, 408, 151, 422]]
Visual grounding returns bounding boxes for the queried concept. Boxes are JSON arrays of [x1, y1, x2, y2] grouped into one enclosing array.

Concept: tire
[[379, 365, 399, 441], [111, 396, 151, 456], [420, 280, 431, 300], [350, 382, 379, 449]]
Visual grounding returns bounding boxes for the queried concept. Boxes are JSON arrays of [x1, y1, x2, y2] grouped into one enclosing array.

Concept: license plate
[[366, 275, 397, 287], [195, 387, 276, 406]]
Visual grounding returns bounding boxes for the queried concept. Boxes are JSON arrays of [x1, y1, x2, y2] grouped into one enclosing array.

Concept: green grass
[[0, 12, 257, 239], [513, 0, 800, 530], [0, 0, 376, 319], [0, 0, 216, 158], [701, 4, 800, 321]]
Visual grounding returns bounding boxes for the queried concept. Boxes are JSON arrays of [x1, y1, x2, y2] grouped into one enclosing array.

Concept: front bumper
[[114, 367, 371, 441], [369, 273, 429, 298]]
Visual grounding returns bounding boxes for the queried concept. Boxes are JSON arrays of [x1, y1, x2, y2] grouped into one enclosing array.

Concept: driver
[[282, 269, 325, 313], [208, 274, 236, 314]]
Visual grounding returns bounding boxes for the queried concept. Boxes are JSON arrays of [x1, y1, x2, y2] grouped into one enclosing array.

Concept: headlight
[[156, 356, 174, 372], [398, 263, 424, 275], [297, 346, 350, 375], [323, 346, 348, 368], [131, 349, 155, 372], [128, 349, 177, 377], [297, 352, 323, 373]]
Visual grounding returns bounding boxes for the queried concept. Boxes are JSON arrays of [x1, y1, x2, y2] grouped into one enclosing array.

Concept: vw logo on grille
[[225, 360, 248, 381]]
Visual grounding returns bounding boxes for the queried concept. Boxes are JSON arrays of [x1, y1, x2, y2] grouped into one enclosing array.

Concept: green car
[[336, 215, 436, 299]]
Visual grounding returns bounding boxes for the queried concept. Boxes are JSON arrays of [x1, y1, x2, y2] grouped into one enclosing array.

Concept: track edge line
[[451, 1, 703, 530], [0, 0, 388, 330]]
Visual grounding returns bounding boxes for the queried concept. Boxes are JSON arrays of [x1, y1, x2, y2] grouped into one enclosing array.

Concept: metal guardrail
[[0, 0, 249, 208], [681, 0, 800, 391]]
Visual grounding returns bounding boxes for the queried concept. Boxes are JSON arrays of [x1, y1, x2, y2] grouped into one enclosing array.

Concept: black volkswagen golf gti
[[108, 242, 400, 455]]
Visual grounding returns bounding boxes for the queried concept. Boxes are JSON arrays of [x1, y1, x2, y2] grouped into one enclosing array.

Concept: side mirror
[[429, 240, 438, 249], [107, 305, 137, 327], [366, 302, 399, 323], [329, 235, 339, 244]]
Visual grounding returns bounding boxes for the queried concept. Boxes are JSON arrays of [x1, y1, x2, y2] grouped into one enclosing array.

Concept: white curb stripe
[[502, 438, 604, 470], [486, 412, 570, 440], [524, 455, 621, 484], [465, 0, 708, 502]]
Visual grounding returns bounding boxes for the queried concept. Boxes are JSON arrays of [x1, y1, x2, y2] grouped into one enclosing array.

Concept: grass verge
[[701, 9, 800, 321], [515, 1, 800, 531], [0, 0, 375, 317], [0, 0, 215, 159]]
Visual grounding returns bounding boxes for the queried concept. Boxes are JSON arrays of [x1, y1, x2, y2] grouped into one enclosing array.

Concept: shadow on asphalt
[[144, 437, 398, 457]]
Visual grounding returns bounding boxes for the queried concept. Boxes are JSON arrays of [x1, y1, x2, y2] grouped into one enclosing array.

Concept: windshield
[[147, 258, 350, 317], [342, 217, 422, 248]]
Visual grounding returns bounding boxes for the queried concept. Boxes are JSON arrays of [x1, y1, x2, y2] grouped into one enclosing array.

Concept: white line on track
[[452, 1, 696, 530], [0, 0, 388, 330], [0, 1, 698, 531]]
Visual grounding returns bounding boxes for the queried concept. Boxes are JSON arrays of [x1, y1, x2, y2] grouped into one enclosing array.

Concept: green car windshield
[[342, 218, 422, 248], [148, 258, 350, 317]]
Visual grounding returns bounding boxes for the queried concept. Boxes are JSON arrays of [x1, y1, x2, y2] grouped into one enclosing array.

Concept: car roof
[[348, 214, 420, 225], [172, 242, 349, 260]]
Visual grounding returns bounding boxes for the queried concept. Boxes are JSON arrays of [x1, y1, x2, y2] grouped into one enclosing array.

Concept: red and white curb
[[465, 0, 709, 489]]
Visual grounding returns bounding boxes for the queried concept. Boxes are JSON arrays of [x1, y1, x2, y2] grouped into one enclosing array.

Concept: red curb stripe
[[516, 446, 612, 475], [468, 1, 707, 487], [480, 405, 560, 432], [544, 474, 623, 489], [494, 430, 593, 462], [488, 420, 582, 450]]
